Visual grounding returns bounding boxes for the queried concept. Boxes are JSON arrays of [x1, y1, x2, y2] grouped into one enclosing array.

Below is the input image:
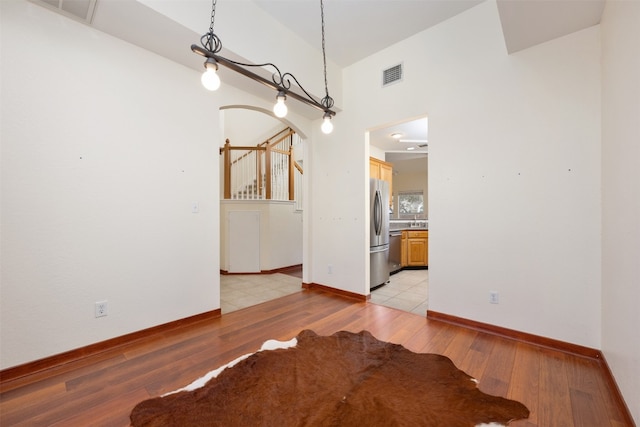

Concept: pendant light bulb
[[273, 92, 288, 118], [201, 58, 221, 91], [321, 112, 334, 134]]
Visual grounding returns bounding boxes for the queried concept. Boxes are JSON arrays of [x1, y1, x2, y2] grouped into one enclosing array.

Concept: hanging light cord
[[193, 0, 336, 116], [320, 0, 334, 111], [209, 0, 216, 34], [204, 0, 222, 53]]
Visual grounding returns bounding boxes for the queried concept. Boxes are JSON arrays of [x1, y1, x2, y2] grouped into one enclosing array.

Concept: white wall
[[1, 0, 318, 369], [307, 116, 370, 295], [222, 108, 285, 147], [369, 144, 386, 161], [3, 2, 635, 419], [601, 0, 640, 423], [336, 0, 602, 347], [0, 0, 222, 369]]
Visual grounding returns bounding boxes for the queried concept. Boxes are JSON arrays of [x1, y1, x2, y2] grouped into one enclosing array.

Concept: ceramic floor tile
[[371, 286, 402, 298], [406, 286, 428, 298], [221, 272, 303, 313], [221, 269, 429, 315], [385, 281, 415, 291], [369, 293, 391, 304], [220, 289, 250, 301], [372, 269, 429, 314], [394, 290, 427, 303], [221, 301, 242, 313], [410, 302, 429, 316], [222, 281, 256, 291]]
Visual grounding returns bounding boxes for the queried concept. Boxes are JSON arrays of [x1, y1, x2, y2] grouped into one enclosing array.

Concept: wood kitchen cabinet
[[401, 231, 408, 267], [369, 157, 393, 207], [405, 230, 428, 267]]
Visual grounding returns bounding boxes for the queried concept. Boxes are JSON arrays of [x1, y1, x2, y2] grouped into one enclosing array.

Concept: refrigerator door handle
[[374, 190, 382, 236]]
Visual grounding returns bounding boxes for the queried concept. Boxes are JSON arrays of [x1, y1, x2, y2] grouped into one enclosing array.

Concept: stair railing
[[294, 160, 303, 211], [221, 128, 302, 203]]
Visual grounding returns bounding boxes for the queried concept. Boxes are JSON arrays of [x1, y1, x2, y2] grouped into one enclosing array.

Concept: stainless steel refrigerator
[[370, 178, 390, 289]]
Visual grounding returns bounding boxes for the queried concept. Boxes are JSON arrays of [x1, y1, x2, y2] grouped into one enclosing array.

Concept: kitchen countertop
[[389, 222, 428, 232]]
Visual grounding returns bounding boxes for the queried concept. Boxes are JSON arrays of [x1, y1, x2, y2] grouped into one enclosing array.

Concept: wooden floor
[[0, 289, 632, 427]]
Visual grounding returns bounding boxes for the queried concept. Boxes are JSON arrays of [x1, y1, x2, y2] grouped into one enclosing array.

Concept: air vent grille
[[382, 63, 403, 87], [31, 0, 97, 24]]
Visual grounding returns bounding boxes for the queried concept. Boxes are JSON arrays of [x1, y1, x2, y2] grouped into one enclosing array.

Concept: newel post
[[288, 145, 294, 201], [265, 142, 272, 200], [223, 139, 231, 199]]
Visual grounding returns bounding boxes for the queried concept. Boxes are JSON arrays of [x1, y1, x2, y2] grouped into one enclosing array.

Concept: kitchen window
[[398, 190, 424, 217]]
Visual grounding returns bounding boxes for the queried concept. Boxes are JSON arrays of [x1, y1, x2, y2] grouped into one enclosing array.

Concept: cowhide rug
[[130, 330, 529, 426]]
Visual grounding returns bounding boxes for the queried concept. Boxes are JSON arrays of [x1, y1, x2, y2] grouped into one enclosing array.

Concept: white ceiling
[[369, 117, 429, 154], [33, 0, 604, 157], [253, 0, 604, 67], [496, 0, 605, 54], [252, 0, 604, 154], [253, 0, 485, 68]]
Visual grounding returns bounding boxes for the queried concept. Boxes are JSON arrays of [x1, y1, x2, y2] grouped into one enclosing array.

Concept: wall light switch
[[192, 202, 199, 213]]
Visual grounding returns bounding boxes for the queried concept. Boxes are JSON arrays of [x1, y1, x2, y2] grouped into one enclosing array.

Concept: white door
[[228, 211, 260, 273]]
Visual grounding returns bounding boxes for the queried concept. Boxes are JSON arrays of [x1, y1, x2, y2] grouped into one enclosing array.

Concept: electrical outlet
[[489, 291, 499, 304], [327, 264, 333, 274], [95, 300, 108, 317]]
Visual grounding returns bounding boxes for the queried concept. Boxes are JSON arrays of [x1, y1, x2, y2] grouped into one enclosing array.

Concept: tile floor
[[220, 272, 304, 314], [220, 268, 429, 315], [370, 268, 429, 315]]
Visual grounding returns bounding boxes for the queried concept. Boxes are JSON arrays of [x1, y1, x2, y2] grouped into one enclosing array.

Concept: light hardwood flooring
[[1, 280, 632, 426]]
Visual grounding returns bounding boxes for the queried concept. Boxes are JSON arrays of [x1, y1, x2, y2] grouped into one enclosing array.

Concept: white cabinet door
[[228, 211, 260, 273]]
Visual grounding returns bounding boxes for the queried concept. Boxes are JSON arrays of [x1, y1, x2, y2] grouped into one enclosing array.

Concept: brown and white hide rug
[[130, 330, 529, 427]]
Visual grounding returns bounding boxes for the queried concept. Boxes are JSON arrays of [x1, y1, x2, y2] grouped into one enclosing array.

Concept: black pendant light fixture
[[191, 0, 336, 134]]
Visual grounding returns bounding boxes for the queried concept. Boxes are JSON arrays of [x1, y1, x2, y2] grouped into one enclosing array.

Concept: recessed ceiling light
[[399, 139, 428, 143], [391, 132, 403, 139]]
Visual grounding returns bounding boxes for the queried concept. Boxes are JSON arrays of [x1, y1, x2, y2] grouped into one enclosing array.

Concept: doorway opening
[[219, 107, 306, 313], [368, 116, 429, 314]]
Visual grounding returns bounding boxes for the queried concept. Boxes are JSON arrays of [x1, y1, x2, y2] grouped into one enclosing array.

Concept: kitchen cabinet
[[401, 231, 408, 267], [370, 157, 393, 207], [402, 230, 428, 267]]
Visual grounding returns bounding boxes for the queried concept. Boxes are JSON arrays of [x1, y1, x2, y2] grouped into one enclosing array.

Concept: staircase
[[221, 127, 303, 210]]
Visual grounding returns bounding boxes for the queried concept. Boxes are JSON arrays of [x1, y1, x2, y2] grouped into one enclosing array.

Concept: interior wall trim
[[220, 264, 302, 276], [426, 310, 635, 426], [427, 310, 599, 357], [302, 282, 369, 302], [0, 309, 221, 391]]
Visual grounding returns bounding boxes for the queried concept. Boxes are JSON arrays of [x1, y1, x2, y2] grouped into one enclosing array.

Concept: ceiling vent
[[382, 63, 403, 87], [31, 0, 97, 24]]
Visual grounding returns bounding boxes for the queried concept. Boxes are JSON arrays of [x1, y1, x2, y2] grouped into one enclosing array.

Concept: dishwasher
[[388, 231, 402, 274]]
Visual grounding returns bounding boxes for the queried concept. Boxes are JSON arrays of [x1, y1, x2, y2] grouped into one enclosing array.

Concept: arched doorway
[[218, 106, 307, 313]]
